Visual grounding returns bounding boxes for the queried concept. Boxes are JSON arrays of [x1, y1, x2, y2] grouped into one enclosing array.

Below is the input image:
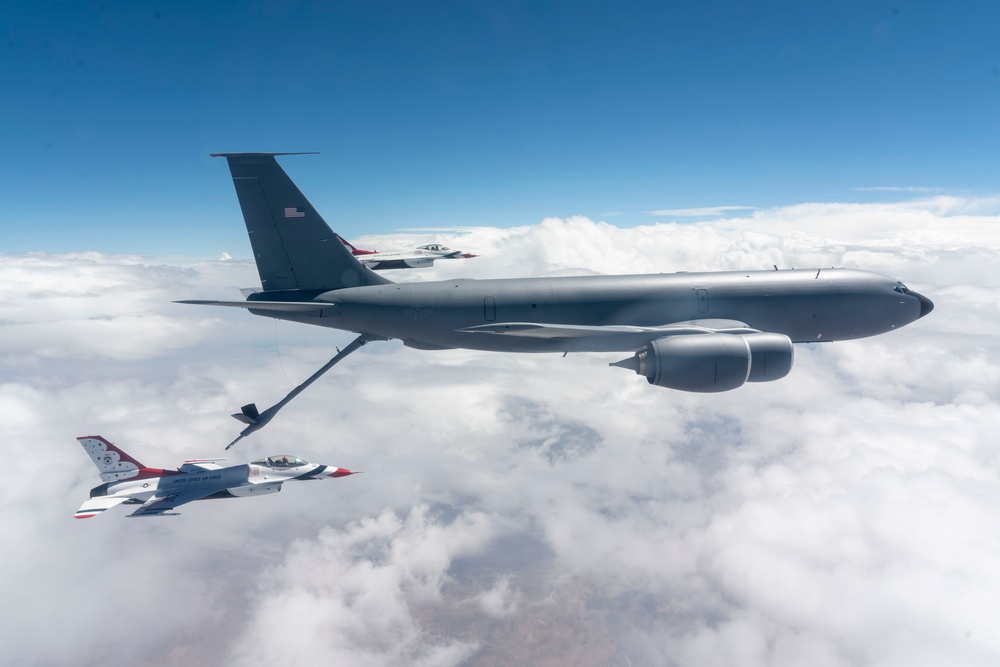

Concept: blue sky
[[1, 0, 998, 255]]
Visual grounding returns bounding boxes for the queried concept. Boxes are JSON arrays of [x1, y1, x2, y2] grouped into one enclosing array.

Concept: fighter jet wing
[[74, 496, 132, 519], [126, 490, 211, 517], [176, 300, 337, 312], [458, 319, 760, 338]]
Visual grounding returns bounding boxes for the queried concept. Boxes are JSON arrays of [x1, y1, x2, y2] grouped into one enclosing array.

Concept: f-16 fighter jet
[[339, 235, 477, 270], [73, 435, 357, 518]]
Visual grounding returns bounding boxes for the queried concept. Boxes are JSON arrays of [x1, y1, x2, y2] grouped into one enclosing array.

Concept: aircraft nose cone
[[913, 291, 934, 319]]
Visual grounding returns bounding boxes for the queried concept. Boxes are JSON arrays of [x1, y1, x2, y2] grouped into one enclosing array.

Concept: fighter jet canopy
[[252, 455, 307, 468]]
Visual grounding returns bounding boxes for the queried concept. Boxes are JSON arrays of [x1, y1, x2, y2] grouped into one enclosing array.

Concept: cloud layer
[[2, 196, 999, 666]]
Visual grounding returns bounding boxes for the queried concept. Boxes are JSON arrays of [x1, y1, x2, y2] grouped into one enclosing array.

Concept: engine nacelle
[[743, 332, 794, 383], [611, 333, 793, 392]]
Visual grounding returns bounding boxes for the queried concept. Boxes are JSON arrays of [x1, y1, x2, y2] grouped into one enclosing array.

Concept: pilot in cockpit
[[251, 455, 307, 469]]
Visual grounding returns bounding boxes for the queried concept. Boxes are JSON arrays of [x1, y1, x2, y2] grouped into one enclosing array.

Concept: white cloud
[[646, 205, 757, 217], [473, 575, 520, 618], [856, 186, 947, 193], [227, 507, 487, 667], [3, 194, 1000, 666]]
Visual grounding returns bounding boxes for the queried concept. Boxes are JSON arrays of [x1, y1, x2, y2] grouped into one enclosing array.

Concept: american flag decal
[[284, 207, 305, 218]]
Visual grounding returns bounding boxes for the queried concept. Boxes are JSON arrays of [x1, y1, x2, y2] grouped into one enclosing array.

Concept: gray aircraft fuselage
[[250, 267, 931, 353]]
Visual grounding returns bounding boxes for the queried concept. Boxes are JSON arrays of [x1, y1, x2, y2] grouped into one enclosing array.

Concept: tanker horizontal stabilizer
[[176, 300, 338, 312]]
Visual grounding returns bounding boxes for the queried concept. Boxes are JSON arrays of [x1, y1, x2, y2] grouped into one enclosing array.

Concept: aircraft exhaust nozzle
[[610, 355, 640, 373]]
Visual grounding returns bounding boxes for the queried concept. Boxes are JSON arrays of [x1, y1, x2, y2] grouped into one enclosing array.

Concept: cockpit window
[[251, 455, 307, 468], [419, 244, 450, 252], [893, 283, 910, 294]]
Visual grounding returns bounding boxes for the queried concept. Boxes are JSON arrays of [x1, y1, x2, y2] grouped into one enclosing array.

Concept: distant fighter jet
[[339, 235, 477, 270], [73, 435, 357, 518], [180, 153, 933, 444]]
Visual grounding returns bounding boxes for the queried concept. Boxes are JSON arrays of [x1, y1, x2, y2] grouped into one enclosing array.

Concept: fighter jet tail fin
[[211, 153, 393, 292], [77, 435, 148, 483]]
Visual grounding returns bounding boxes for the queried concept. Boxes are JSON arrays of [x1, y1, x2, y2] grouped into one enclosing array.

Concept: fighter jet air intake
[[180, 153, 933, 444], [74, 436, 357, 518]]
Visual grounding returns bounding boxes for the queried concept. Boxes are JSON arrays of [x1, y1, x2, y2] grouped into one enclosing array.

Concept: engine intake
[[611, 333, 793, 392]]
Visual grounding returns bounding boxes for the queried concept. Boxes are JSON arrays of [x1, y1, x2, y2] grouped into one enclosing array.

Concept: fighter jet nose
[[913, 292, 934, 319]]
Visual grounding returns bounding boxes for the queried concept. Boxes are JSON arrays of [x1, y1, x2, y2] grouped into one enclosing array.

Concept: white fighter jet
[[73, 435, 357, 518], [339, 235, 477, 270]]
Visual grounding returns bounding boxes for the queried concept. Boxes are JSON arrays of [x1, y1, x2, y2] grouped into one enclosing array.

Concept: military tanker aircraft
[[179, 153, 933, 445], [73, 435, 357, 518]]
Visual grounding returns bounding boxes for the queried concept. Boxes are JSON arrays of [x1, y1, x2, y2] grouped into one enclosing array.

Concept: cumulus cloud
[[3, 194, 999, 666], [227, 506, 489, 667], [0, 251, 260, 360]]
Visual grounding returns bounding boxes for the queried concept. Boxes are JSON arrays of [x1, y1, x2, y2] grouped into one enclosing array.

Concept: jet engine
[[610, 333, 793, 392]]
